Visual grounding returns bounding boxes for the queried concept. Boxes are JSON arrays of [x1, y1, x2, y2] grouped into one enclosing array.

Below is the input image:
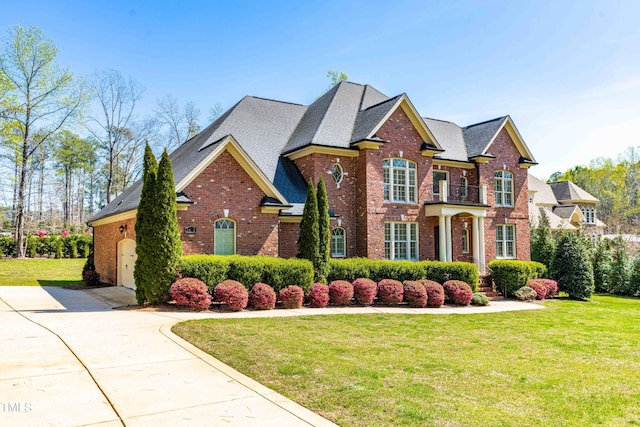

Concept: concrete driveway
[[0, 286, 337, 427]]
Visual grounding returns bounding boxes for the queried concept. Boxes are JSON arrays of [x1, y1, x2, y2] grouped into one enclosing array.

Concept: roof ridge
[[464, 116, 507, 129], [360, 94, 402, 111], [423, 116, 459, 125], [247, 95, 305, 107]]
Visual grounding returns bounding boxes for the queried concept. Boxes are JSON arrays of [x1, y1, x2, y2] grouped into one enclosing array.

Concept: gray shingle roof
[[89, 81, 533, 224], [548, 181, 599, 203]]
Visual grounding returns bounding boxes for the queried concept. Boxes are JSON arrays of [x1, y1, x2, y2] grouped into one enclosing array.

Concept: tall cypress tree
[[298, 179, 319, 264], [316, 176, 330, 282], [530, 207, 555, 270], [147, 149, 183, 304], [134, 143, 158, 304]]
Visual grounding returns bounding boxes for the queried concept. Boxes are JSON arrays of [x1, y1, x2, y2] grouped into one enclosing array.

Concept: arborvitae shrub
[[552, 232, 594, 300], [403, 281, 427, 308], [527, 279, 548, 300], [214, 280, 248, 312], [316, 177, 330, 283], [329, 280, 354, 306], [593, 238, 612, 292], [279, 285, 305, 309], [352, 278, 377, 305], [471, 293, 490, 306], [170, 278, 212, 310], [308, 282, 329, 308], [298, 180, 319, 264], [514, 286, 537, 301], [422, 280, 445, 307], [248, 283, 276, 310], [377, 279, 404, 305]]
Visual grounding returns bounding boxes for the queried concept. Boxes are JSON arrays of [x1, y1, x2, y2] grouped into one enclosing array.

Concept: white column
[[478, 217, 486, 273], [445, 215, 452, 262], [472, 216, 480, 270], [438, 215, 446, 261]]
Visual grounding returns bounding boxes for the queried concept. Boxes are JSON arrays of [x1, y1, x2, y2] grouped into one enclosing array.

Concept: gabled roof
[[528, 174, 559, 206], [548, 180, 599, 203], [552, 205, 585, 222], [529, 205, 577, 230]]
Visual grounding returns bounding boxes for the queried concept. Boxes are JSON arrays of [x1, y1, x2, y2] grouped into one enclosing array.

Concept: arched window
[[331, 227, 346, 257], [383, 158, 417, 203], [331, 164, 343, 186], [462, 229, 470, 254], [494, 171, 514, 207], [214, 219, 236, 255]]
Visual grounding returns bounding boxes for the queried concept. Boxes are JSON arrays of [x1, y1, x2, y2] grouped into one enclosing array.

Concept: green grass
[[173, 296, 640, 427], [0, 258, 86, 286]]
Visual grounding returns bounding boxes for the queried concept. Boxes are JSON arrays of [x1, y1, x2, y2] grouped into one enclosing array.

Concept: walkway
[[0, 286, 543, 426]]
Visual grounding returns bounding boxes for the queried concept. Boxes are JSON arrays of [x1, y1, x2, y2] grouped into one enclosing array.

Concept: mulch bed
[[63, 283, 115, 290]]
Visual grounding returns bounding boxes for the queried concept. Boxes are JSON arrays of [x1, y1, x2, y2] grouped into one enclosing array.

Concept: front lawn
[[173, 295, 640, 427], [0, 258, 85, 286]]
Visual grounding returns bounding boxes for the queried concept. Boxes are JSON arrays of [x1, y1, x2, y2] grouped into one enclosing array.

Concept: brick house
[[88, 82, 537, 288]]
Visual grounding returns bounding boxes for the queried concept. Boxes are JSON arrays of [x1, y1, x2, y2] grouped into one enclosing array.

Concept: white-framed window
[[214, 219, 236, 255], [581, 207, 596, 224], [383, 158, 417, 203], [331, 227, 346, 257], [462, 228, 470, 254], [460, 176, 468, 199], [496, 224, 515, 259], [433, 170, 448, 196], [331, 164, 343, 186], [384, 222, 418, 261], [494, 171, 514, 207]]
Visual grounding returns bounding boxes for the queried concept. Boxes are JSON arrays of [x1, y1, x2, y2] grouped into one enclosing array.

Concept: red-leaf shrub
[[527, 279, 548, 300], [308, 282, 330, 308], [213, 280, 248, 312], [170, 278, 212, 310], [249, 282, 276, 310], [443, 280, 473, 305], [540, 279, 558, 298], [403, 281, 427, 308], [352, 278, 377, 305], [329, 280, 354, 306], [279, 285, 304, 309], [421, 280, 445, 307], [377, 279, 404, 305]]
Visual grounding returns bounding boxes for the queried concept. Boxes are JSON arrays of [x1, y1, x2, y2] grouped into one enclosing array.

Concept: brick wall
[[93, 217, 137, 285]]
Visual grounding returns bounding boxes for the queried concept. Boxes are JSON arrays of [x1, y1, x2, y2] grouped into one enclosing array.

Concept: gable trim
[[433, 159, 476, 169], [285, 144, 360, 160], [176, 135, 288, 204], [366, 95, 442, 150], [482, 116, 536, 162]]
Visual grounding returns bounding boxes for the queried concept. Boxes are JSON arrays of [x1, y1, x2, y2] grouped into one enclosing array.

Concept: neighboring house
[[88, 81, 537, 288], [528, 174, 605, 232]]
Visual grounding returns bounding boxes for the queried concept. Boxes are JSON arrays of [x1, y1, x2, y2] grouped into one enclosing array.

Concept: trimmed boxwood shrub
[[403, 281, 427, 308], [327, 258, 371, 282], [308, 282, 330, 308], [352, 278, 377, 305], [180, 255, 231, 292], [377, 279, 404, 305], [329, 280, 354, 306], [514, 286, 537, 301], [471, 292, 490, 306], [443, 280, 473, 305], [527, 279, 548, 300], [280, 285, 305, 309], [170, 278, 212, 310], [423, 262, 479, 291], [488, 260, 546, 297], [249, 282, 276, 310], [213, 280, 248, 312], [422, 280, 444, 308]]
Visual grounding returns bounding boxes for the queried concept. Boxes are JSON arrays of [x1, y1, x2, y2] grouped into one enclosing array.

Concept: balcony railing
[[432, 181, 487, 205]]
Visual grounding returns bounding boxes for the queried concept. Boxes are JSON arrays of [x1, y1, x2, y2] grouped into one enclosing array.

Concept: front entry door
[[118, 238, 137, 289]]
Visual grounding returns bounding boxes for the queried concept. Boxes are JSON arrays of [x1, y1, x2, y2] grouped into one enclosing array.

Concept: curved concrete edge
[[159, 323, 338, 427]]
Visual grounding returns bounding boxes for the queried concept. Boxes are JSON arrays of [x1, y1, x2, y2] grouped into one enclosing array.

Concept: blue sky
[[2, 0, 639, 179]]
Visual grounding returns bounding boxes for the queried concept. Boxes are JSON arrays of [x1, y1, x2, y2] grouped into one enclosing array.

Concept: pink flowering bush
[[377, 279, 404, 305], [213, 280, 248, 312], [37, 229, 46, 238], [280, 285, 305, 309], [443, 280, 473, 306], [540, 279, 558, 298], [170, 278, 212, 310], [352, 278, 377, 305], [527, 279, 548, 300], [61, 229, 70, 237], [329, 280, 354, 306], [421, 280, 445, 307], [249, 282, 276, 310], [308, 282, 330, 308], [403, 281, 427, 308]]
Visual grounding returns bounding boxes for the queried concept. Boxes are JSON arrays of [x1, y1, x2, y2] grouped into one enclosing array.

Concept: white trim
[[481, 116, 537, 163], [384, 221, 419, 261]]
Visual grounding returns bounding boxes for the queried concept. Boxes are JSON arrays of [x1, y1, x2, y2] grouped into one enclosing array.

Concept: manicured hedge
[[328, 258, 479, 291], [1, 234, 92, 258], [488, 260, 547, 297], [179, 255, 314, 293]]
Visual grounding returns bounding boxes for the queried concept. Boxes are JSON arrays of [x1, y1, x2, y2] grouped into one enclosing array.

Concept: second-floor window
[[494, 170, 514, 207], [383, 158, 416, 203], [433, 170, 448, 196], [581, 207, 596, 224]]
